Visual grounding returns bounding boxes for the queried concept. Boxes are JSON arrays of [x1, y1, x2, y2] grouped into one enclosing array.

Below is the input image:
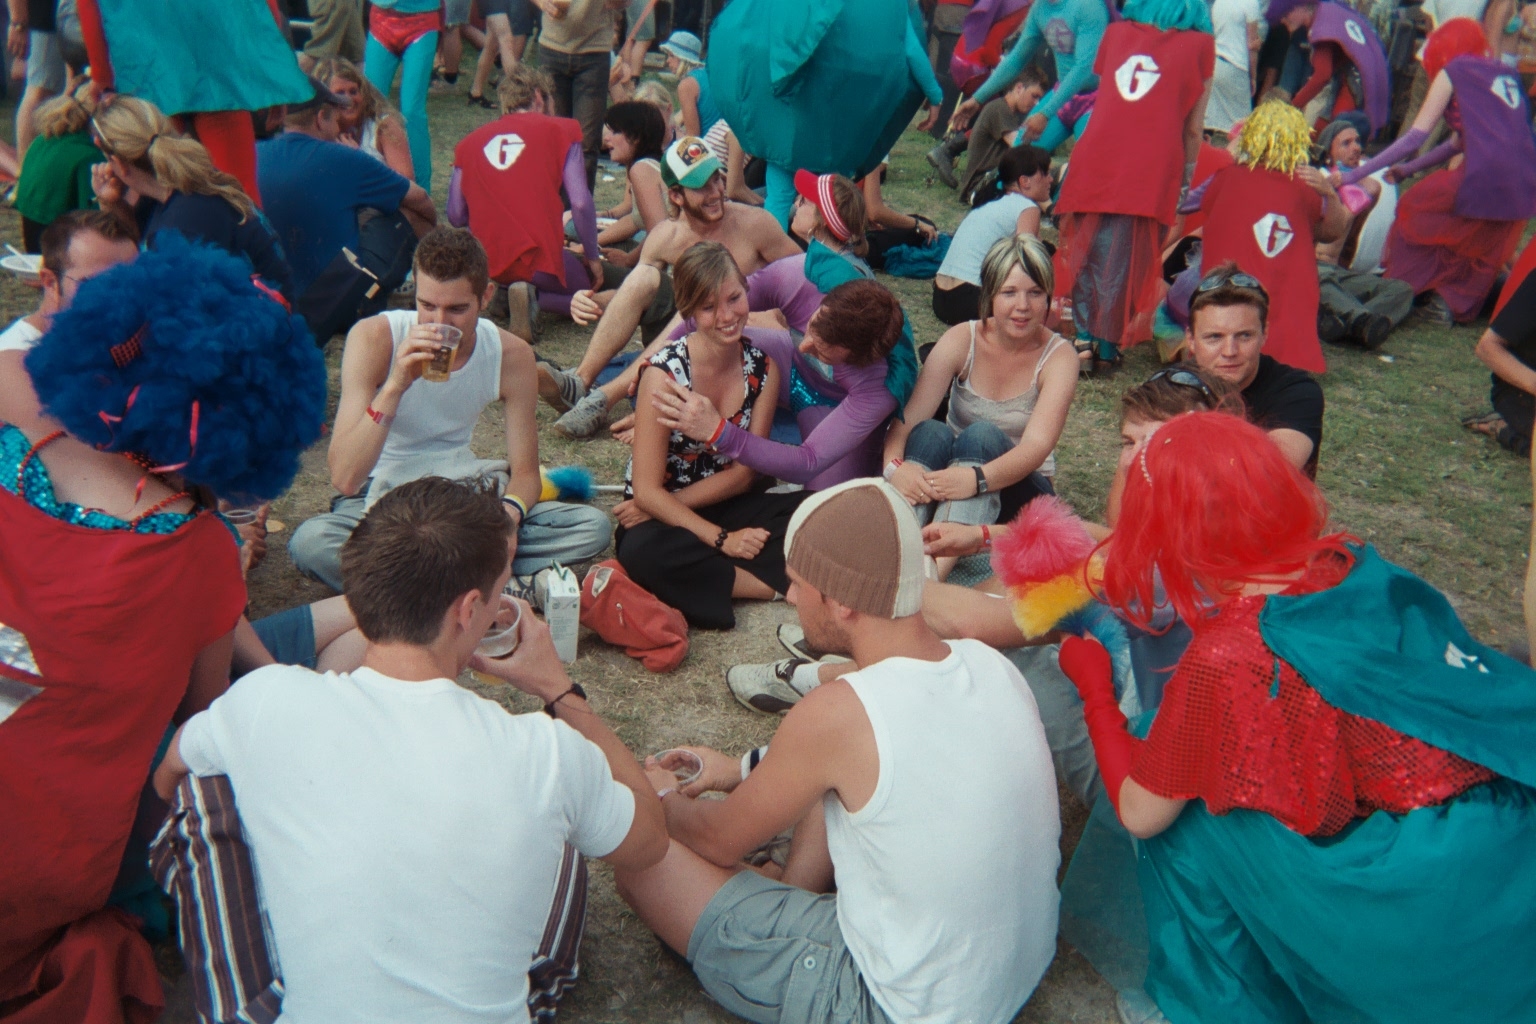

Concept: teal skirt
[[1067, 778, 1536, 1023]]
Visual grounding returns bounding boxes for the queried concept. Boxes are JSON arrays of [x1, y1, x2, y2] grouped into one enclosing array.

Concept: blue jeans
[[541, 48, 609, 190], [364, 28, 436, 186], [290, 487, 613, 590], [903, 419, 1054, 527]]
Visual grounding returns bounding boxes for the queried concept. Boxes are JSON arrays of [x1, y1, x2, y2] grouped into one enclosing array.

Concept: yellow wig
[[1236, 100, 1314, 175]]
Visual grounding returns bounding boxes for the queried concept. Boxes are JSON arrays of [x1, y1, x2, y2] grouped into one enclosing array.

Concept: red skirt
[[1055, 212, 1166, 350], [1384, 165, 1527, 322]]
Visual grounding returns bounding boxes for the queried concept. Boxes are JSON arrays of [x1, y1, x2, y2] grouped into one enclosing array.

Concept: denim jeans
[[903, 418, 1054, 527], [290, 486, 613, 590], [542, 48, 609, 191]]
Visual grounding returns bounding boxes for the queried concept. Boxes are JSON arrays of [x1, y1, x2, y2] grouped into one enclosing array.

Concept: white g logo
[[1253, 213, 1294, 258], [1492, 76, 1522, 110], [1114, 54, 1161, 102], [1344, 19, 1366, 45], [483, 133, 526, 171]]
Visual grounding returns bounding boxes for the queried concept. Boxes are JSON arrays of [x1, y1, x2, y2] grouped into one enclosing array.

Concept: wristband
[[366, 404, 394, 426], [502, 494, 529, 522], [883, 458, 903, 481], [543, 682, 587, 717], [707, 417, 727, 446], [740, 745, 768, 781], [980, 524, 992, 550]]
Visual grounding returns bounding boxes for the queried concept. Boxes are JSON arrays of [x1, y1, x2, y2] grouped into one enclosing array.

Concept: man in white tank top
[[614, 478, 1061, 1024], [289, 229, 612, 591]]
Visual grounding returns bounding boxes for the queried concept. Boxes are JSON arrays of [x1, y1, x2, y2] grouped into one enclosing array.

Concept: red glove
[[1058, 635, 1140, 815]]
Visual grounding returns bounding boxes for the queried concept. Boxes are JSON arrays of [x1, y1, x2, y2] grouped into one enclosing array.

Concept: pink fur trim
[[990, 495, 1096, 586]]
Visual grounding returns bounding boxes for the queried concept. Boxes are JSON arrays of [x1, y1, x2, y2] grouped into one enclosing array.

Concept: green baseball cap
[[661, 136, 723, 190]]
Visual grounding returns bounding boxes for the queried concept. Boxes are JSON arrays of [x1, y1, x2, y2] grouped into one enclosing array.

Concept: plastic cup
[[420, 323, 463, 382], [477, 594, 523, 659], [223, 509, 259, 527], [654, 748, 703, 788]]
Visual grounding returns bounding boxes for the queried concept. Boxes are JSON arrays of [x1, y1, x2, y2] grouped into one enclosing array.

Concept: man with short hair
[[152, 476, 668, 1024], [0, 209, 138, 430], [449, 63, 603, 343], [1186, 263, 1324, 475], [542, 136, 802, 438], [256, 76, 437, 331], [1313, 116, 1413, 350], [615, 478, 1061, 1024], [929, 67, 1049, 201], [289, 228, 613, 591]]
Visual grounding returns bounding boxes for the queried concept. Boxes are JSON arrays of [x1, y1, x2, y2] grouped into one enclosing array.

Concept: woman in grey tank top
[[882, 235, 1079, 577]]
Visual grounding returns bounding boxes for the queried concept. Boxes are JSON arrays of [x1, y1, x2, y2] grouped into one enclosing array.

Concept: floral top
[[623, 336, 769, 499]]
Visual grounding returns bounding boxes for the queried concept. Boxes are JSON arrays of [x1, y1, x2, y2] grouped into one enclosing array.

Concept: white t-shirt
[[1211, 0, 1264, 69], [0, 316, 43, 353], [824, 639, 1061, 1024], [1421, 0, 1486, 28], [178, 664, 636, 1024], [936, 192, 1038, 286]]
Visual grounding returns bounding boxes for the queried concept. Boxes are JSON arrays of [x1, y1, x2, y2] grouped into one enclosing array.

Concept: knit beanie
[[784, 479, 926, 618]]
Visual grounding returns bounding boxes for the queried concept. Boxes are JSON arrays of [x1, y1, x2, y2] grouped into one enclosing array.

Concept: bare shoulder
[[495, 323, 536, 366], [925, 321, 974, 373], [781, 676, 870, 740], [340, 314, 396, 375]]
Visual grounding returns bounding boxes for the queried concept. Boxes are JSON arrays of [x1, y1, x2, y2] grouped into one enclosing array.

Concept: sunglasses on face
[[1146, 367, 1218, 403], [1194, 268, 1266, 299]]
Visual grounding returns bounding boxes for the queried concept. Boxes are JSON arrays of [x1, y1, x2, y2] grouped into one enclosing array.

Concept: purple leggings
[[524, 250, 594, 317]]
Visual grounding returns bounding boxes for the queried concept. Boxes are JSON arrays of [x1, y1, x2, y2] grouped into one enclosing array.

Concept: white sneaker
[[727, 658, 815, 714]]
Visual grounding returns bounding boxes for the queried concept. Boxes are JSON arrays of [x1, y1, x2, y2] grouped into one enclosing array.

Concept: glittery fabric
[[0, 424, 194, 535], [1131, 565, 1497, 837], [787, 364, 838, 415]]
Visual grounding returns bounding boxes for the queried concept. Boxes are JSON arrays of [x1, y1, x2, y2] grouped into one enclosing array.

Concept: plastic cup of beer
[[420, 323, 463, 382], [654, 748, 704, 789], [223, 508, 259, 527], [477, 594, 523, 659]]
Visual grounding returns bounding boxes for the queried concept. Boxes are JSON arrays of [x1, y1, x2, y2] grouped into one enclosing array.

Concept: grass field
[[4, 40, 1528, 1023]]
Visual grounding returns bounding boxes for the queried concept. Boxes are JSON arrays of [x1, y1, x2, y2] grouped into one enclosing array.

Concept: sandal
[[467, 93, 495, 109], [1462, 412, 1507, 438]]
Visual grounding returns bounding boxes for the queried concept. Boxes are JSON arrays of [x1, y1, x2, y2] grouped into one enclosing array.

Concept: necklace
[[17, 430, 194, 526]]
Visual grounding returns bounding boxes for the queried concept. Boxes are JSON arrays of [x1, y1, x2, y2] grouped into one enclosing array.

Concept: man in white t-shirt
[[288, 227, 612, 592], [151, 476, 668, 1024], [0, 209, 140, 430], [1207, 0, 1266, 133], [615, 479, 1062, 1024]]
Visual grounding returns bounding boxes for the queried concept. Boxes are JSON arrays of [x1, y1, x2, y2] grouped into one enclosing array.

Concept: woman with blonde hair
[[15, 78, 105, 252], [90, 95, 292, 298], [614, 241, 803, 629], [314, 56, 415, 182], [885, 233, 1079, 578]]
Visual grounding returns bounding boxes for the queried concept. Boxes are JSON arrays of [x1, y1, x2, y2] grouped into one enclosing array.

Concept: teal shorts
[[686, 871, 892, 1024]]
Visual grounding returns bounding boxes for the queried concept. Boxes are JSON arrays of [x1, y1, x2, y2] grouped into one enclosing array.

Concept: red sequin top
[[1130, 566, 1497, 837]]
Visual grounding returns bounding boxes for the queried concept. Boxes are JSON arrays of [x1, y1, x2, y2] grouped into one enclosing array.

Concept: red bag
[[579, 561, 689, 672]]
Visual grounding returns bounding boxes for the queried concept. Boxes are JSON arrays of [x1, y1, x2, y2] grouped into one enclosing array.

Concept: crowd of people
[[2, 1, 1535, 1023]]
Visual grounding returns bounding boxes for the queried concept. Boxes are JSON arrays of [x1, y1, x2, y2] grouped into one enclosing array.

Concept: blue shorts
[[249, 604, 317, 670]]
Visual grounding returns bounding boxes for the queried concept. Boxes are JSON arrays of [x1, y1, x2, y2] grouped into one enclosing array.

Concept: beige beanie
[[784, 478, 926, 618]]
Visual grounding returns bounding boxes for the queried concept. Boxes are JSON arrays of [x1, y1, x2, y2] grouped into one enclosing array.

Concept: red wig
[[1423, 17, 1490, 82], [1098, 412, 1354, 630]]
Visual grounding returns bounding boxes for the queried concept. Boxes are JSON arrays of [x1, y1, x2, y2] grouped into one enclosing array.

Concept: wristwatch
[[544, 682, 587, 718], [973, 465, 989, 494]]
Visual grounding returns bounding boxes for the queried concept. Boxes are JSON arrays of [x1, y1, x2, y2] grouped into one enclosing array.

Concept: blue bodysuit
[[974, 0, 1110, 152]]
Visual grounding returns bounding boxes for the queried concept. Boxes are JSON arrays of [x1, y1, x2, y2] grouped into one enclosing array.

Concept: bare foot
[[609, 413, 636, 445]]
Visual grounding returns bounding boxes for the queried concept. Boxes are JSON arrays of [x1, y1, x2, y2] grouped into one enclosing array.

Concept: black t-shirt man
[[1242, 354, 1325, 477]]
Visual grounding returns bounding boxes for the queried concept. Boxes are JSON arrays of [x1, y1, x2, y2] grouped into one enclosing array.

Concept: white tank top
[[824, 639, 1061, 1024], [373, 310, 503, 481], [359, 117, 384, 163]]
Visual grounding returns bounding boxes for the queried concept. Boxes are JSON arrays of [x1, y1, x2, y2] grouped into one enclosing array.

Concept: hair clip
[[109, 325, 146, 368]]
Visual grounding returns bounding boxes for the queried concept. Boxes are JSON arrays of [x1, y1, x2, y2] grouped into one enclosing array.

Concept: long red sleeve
[[1291, 42, 1337, 112], [1057, 636, 1141, 814]]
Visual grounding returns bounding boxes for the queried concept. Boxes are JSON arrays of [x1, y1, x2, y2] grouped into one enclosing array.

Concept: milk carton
[[538, 564, 582, 663]]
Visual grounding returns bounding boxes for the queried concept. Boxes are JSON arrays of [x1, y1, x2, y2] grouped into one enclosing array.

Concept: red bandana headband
[[815, 174, 851, 243]]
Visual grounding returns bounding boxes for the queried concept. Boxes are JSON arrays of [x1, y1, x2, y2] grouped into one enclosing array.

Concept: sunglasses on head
[[1146, 367, 1217, 403], [1194, 268, 1266, 299]]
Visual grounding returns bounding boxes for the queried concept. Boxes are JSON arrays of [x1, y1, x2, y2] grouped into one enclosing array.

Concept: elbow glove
[[1341, 128, 1428, 185], [1057, 635, 1140, 815]]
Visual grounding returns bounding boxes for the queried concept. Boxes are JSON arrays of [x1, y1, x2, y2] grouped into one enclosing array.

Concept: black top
[[137, 191, 294, 299], [27, 0, 57, 32], [1242, 354, 1324, 477], [1491, 270, 1536, 400]]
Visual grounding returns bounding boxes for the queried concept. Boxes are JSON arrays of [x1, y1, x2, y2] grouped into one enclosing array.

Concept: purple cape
[[1310, 2, 1392, 136], [1445, 55, 1536, 221]]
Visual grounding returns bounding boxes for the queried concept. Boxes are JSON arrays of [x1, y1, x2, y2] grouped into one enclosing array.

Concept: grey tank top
[[946, 321, 1070, 477]]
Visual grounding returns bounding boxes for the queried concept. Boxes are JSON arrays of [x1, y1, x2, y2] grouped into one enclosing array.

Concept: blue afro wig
[[25, 234, 327, 502]]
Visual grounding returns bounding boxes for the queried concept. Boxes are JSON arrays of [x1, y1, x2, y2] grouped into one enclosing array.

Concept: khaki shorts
[[687, 871, 892, 1024], [304, 0, 366, 63]]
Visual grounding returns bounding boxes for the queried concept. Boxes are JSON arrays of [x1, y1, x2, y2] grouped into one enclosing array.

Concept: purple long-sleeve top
[[447, 140, 599, 260], [714, 328, 895, 487]]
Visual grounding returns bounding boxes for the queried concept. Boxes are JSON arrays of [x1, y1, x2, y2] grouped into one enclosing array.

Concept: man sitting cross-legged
[[540, 135, 802, 439], [614, 478, 1061, 1024], [150, 477, 669, 1024], [289, 227, 612, 592]]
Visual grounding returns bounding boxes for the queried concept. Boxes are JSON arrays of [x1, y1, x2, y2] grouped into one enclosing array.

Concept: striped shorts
[[149, 775, 589, 1023]]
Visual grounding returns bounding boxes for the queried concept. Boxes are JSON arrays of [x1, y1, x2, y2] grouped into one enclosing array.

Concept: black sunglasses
[[1146, 367, 1217, 403]]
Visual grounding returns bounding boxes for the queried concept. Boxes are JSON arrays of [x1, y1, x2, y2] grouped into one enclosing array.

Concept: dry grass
[[6, 38, 1527, 1024]]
